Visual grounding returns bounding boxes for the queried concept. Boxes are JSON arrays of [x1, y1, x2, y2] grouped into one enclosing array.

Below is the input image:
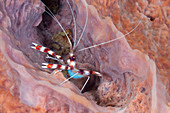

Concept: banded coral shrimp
[[32, 0, 141, 93], [32, 0, 103, 93]]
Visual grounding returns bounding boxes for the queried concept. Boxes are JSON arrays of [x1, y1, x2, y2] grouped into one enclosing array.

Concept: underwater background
[[0, 0, 169, 112]]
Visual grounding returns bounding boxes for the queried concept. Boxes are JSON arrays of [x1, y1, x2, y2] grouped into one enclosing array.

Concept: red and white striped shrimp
[[31, 0, 141, 92], [31, 42, 102, 76], [30, 0, 104, 92]]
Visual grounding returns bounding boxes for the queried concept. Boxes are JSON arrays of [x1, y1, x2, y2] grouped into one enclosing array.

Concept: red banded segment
[[78, 69, 84, 75], [57, 64, 62, 69], [47, 64, 53, 68], [44, 48, 50, 53], [65, 66, 69, 70], [70, 65, 74, 70], [89, 71, 93, 75], [52, 53, 57, 57], [35, 45, 42, 51]]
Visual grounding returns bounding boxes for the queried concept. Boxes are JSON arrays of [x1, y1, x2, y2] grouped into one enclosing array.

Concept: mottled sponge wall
[[0, 0, 169, 113], [86, 0, 169, 110], [86, 0, 169, 99], [87, 0, 169, 77]]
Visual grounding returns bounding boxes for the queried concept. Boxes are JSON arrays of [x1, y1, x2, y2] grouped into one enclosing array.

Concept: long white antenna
[[60, 72, 78, 85], [66, 0, 77, 48], [80, 76, 90, 92], [78, 21, 141, 52], [39, 1, 73, 50], [73, 0, 88, 50]]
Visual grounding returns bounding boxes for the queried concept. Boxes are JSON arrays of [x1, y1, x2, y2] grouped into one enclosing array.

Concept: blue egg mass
[[67, 70, 84, 79]]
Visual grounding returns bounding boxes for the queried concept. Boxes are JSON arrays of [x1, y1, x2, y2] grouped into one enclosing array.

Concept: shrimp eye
[[69, 55, 76, 61], [72, 56, 76, 61]]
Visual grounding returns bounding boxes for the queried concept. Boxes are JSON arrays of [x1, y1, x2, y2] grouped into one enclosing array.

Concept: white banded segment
[[67, 59, 76, 67], [93, 71, 102, 76], [84, 70, 90, 75]]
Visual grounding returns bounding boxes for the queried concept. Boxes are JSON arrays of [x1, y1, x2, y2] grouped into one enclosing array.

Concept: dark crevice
[[41, 0, 60, 15], [147, 15, 155, 21]]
